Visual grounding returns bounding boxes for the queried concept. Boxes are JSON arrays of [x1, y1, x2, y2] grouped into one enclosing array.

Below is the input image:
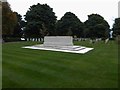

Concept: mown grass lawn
[[2, 41, 118, 88]]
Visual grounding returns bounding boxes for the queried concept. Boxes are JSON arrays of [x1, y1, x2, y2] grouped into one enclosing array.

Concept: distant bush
[[3, 37, 22, 42]]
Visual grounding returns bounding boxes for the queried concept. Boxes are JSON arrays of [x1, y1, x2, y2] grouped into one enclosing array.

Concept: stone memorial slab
[[22, 36, 93, 54], [43, 36, 73, 46]]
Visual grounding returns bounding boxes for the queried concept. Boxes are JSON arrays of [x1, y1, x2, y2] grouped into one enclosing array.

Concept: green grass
[[2, 41, 118, 88], [0, 43, 2, 89]]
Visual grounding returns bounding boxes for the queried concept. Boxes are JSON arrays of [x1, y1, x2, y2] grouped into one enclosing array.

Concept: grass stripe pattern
[[2, 41, 118, 88]]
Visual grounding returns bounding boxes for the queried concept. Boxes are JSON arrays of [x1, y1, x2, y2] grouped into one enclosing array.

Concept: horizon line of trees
[[2, 2, 120, 42]]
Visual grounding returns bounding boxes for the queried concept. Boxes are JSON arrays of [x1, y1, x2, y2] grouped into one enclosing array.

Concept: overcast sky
[[7, 0, 119, 28]]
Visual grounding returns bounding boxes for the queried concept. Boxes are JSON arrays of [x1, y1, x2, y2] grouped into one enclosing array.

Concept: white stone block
[[43, 36, 73, 46], [27, 38, 29, 41]]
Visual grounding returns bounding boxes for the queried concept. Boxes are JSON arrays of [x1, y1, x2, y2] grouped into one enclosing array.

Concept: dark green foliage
[[13, 12, 25, 37], [85, 14, 110, 39], [13, 23, 22, 37], [2, 2, 113, 39], [112, 18, 120, 36], [24, 21, 43, 38], [56, 12, 84, 37], [24, 3, 57, 37], [2, 2, 113, 40]]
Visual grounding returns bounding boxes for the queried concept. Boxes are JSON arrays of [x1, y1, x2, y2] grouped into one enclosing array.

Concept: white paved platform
[[22, 44, 93, 54]]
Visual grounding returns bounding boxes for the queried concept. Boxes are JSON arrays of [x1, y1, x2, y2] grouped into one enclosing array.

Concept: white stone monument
[[23, 36, 93, 54], [43, 36, 73, 47]]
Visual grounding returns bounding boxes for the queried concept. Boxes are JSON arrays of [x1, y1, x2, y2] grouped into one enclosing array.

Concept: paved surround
[[23, 44, 93, 54]]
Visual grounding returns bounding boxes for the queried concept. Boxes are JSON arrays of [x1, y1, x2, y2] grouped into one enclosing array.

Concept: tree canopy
[[56, 12, 84, 37], [112, 18, 120, 36], [13, 12, 26, 37], [2, 2, 17, 37], [85, 14, 110, 39], [2, 2, 113, 41], [24, 3, 57, 38]]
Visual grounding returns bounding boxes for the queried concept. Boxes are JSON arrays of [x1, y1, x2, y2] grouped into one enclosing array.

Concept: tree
[[12, 12, 23, 37], [56, 12, 84, 37], [112, 18, 120, 36], [24, 3, 57, 38], [13, 12, 26, 37], [85, 14, 110, 39], [2, 2, 17, 38], [0, 2, 2, 36]]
